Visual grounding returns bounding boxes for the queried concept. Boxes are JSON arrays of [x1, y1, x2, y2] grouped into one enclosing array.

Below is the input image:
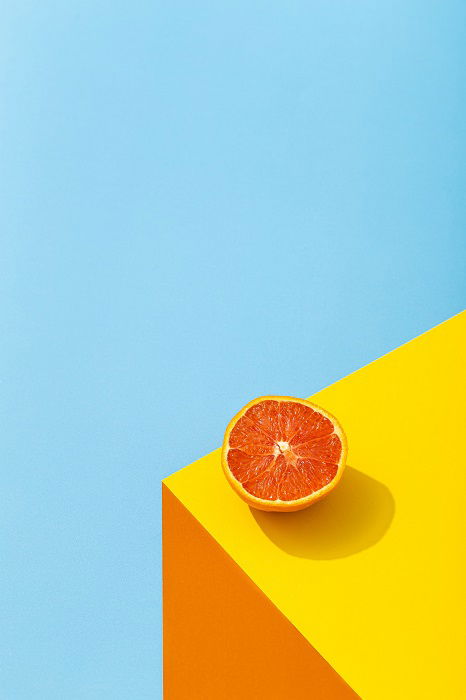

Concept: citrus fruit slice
[[222, 396, 347, 512]]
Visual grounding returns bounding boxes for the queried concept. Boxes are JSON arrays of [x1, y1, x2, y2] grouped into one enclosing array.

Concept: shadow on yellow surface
[[251, 467, 395, 560]]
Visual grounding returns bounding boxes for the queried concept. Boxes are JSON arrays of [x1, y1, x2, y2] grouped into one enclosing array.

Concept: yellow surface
[[164, 312, 466, 699]]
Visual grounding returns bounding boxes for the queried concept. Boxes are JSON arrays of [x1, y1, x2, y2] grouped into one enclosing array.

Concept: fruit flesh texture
[[226, 400, 342, 502]]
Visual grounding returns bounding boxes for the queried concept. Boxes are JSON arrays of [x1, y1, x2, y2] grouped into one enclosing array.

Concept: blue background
[[1, 1, 465, 697]]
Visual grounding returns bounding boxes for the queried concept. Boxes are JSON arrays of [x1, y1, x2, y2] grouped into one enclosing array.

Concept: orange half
[[222, 396, 347, 512]]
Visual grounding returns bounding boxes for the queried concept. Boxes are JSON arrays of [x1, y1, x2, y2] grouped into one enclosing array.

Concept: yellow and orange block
[[163, 312, 466, 699]]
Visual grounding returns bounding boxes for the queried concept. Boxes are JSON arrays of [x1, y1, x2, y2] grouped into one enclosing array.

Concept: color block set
[[163, 313, 465, 699]]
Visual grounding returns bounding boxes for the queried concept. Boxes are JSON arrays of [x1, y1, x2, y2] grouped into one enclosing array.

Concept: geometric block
[[163, 311, 466, 698], [163, 484, 358, 698]]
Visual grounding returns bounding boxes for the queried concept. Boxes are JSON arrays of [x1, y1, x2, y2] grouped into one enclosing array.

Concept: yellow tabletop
[[164, 312, 466, 699]]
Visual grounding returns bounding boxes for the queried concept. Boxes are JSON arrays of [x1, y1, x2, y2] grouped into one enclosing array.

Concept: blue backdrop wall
[[1, 1, 465, 697]]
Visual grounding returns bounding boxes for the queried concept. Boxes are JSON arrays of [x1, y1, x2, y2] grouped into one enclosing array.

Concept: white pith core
[[275, 441, 290, 455]]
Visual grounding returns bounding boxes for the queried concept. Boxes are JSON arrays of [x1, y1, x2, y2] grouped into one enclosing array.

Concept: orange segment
[[222, 396, 347, 512]]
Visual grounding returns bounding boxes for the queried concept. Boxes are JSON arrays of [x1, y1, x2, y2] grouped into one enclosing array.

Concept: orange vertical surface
[[163, 484, 358, 699]]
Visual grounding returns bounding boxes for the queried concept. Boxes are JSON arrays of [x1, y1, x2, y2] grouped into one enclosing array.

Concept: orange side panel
[[163, 484, 358, 699]]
